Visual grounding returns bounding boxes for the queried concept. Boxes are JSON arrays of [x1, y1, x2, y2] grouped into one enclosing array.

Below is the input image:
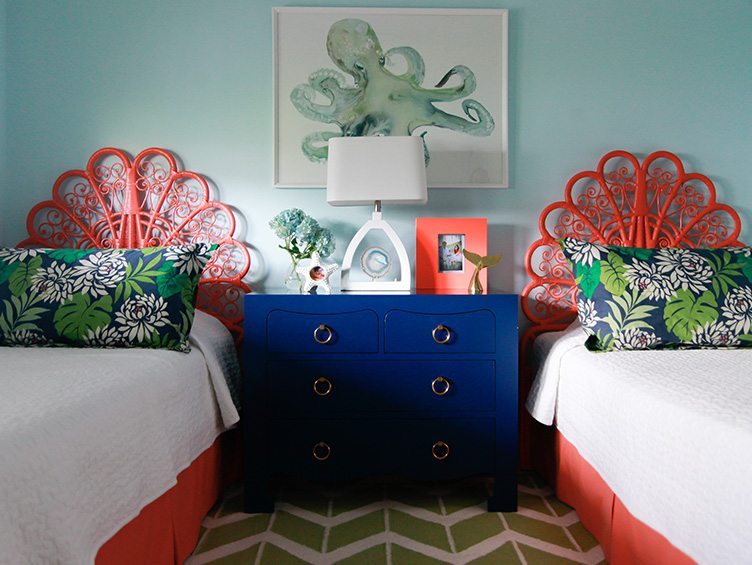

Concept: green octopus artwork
[[290, 18, 495, 163]]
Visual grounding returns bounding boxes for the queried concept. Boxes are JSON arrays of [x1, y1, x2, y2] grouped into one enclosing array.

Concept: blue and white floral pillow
[[558, 238, 752, 351], [0, 243, 216, 352]]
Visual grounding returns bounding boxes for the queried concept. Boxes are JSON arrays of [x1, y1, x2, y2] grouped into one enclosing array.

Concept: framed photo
[[416, 218, 488, 291], [273, 7, 508, 188]]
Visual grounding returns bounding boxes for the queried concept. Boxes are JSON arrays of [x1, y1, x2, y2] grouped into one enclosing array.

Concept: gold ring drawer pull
[[431, 324, 451, 344], [312, 441, 331, 461], [313, 324, 333, 345], [432, 441, 450, 461], [431, 376, 451, 396], [313, 376, 333, 397]]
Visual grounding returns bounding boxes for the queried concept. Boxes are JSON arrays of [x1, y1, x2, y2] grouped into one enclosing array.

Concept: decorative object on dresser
[[273, 7, 509, 188], [243, 291, 518, 513], [296, 251, 339, 294], [269, 207, 335, 292], [327, 136, 427, 292], [416, 217, 488, 292], [463, 249, 502, 295]]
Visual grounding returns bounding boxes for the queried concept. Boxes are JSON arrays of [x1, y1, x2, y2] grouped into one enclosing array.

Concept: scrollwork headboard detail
[[521, 150, 743, 352], [18, 147, 251, 342]]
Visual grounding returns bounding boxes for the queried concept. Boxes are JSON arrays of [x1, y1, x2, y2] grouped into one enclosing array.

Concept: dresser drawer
[[270, 418, 494, 480], [384, 309, 496, 353], [269, 359, 495, 414], [266, 309, 378, 353]]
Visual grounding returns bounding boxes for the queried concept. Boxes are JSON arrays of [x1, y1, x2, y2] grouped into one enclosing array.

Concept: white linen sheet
[[0, 310, 240, 565], [527, 322, 752, 565]]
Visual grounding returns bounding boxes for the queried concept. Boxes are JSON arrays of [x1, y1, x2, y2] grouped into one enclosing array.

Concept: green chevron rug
[[187, 473, 604, 564]]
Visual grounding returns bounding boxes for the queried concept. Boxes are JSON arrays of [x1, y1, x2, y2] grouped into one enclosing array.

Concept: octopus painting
[[290, 18, 495, 163]]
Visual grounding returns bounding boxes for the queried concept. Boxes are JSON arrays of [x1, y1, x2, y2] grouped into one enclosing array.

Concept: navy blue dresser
[[243, 292, 518, 512]]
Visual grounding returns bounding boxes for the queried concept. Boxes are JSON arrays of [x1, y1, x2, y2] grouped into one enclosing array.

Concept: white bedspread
[[0, 310, 240, 565], [527, 322, 752, 565]]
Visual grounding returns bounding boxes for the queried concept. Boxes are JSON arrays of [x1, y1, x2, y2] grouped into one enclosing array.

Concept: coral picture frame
[[273, 7, 508, 188], [416, 218, 488, 291]]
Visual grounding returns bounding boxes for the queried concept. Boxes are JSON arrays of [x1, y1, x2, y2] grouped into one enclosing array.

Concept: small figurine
[[462, 249, 501, 294], [296, 251, 339, 294]]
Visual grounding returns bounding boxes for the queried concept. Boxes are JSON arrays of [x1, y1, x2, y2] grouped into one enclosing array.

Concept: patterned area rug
[[187, 473, 605, 564]]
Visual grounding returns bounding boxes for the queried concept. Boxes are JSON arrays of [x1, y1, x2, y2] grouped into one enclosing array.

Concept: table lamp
[[327, 136, 428, 292]]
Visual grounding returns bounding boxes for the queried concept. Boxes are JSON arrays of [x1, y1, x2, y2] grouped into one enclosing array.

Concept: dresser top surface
[[249, 288, 518, 297]]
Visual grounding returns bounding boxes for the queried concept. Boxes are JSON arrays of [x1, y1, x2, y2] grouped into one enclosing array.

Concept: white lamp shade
[[327, 136, 428, 206]]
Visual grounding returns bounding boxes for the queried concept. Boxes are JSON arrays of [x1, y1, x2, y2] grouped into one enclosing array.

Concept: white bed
[[527, 321, 752, 565], [521, 150, 751, 564], [0, 311, 240, 565], [0, 147, 251, 564]]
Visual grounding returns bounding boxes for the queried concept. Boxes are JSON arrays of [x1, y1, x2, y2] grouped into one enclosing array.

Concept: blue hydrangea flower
[[269, 208, 335, 261]]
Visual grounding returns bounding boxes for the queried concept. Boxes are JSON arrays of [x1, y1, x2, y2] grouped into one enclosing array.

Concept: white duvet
[[0, 310, 240, 565], [527, 322, 752, 565]]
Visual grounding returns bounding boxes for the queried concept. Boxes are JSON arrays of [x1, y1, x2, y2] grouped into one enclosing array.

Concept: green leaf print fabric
[[0, 243, 216, 352], [558, 238, 752, 351]]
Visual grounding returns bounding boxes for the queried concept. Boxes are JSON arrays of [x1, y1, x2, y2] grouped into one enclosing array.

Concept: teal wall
[[3, 0, 751, 291]]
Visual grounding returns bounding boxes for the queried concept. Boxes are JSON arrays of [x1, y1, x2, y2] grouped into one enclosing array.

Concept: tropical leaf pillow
[[0, 243, 216, 352], [558, 238, 752, 351]]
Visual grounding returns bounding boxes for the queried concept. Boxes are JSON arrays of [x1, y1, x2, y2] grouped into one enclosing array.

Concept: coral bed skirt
[[93, 428, 694, 564], [95, 430, 239, 564], [556, 432, 695, 564]]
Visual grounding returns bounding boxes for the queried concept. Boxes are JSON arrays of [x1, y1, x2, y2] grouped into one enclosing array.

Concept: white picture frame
[[272, 7, 509, 189]]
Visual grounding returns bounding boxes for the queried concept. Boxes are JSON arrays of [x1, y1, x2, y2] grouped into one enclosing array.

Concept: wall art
[[273, 7, 508, 188]]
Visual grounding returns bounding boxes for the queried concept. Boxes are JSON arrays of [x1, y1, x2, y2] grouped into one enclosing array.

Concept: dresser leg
[[487, 472, 518, 512], [244, 485, 274, 514], [487, 491, 517, 512]]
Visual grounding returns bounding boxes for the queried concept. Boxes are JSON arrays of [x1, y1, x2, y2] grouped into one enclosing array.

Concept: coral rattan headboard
[[18, 147, 251, 341], [521, 150, 743, 352]]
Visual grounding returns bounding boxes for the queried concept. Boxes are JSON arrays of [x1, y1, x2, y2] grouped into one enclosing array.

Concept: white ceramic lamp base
[[340, 211, 411, 292]]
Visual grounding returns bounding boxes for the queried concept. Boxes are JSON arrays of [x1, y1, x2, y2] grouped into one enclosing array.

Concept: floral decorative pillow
[[0, 243, 216, 352], [558, 238, 752, 351]]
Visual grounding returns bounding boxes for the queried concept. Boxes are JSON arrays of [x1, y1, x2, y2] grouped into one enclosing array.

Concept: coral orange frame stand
[[415, 217, 487, 291]]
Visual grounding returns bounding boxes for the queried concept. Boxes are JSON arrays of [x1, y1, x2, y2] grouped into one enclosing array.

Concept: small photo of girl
[[438, 234, 465, 272]]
